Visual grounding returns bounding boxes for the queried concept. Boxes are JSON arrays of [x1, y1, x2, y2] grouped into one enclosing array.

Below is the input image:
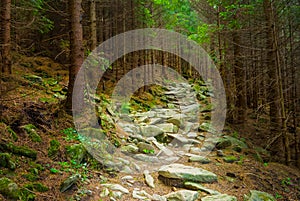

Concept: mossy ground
[[0, 54, 299, 200]]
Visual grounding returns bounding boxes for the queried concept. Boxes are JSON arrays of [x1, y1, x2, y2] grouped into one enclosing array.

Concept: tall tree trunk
[[233, 29, 247, 124], [90, 0, 97, 51], [263, 0, 284, 161], [65, 0, 84, 114], [1, 0, 12, 74]]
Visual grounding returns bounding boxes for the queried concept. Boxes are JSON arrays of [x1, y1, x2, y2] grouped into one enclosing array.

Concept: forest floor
[[0, 55, 299, 201]]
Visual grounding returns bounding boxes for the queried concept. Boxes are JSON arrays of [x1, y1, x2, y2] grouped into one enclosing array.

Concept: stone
[[121, 144, 139, 153], [165, 190, 199, 201], [0, 177, 19, 199], [137, 142, 155, 154], [141, 125, 164, 137], [149, 118, 163, 125], [188, 154, 211, 164], [112, 191, 123, 199], [157, 123, 177, 133], [187, 132, 198, 138], [100, 188, 109, 197], [198, 122, 215, 133], [119, 114, 133, 122], [167, 117, 182, 128], [244, 190, 276, 201], [181, 104, 199, 114], [158, 163, 217, 183], [101, 183, 129, 194], [132, 189, 152, 200], [184, 182, 220, 195], [133, 154, 160, 163], [151, 140, 174, 156], [60, 174, 81, 192], [201, 194, 237, 201], [217, 150, 225, 157], [168, 134, 190, 144], [144, 170, 155, 188], [153, 194, 167, 201]]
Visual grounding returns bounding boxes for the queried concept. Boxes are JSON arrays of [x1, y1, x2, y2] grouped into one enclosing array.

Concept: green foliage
[[15, 0, 54, 34], [61, 128, 81, 142], [50, 168, 60, 174], [120, 102, 131, 114], [142, 149, 155, 154]]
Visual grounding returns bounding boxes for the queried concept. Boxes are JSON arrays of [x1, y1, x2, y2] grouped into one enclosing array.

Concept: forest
[[0, 0, 299, 200]]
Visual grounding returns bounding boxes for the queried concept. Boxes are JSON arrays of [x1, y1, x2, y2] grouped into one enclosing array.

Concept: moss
[[48, 139, 60, 158], [20, 188, 36, 201], [0, 177, 20, 199], [223, 156, 238, 163], [23, 172, 39, 182], [65, 144, 87, 164], [24, 182, 49, 192], [0, 142, 37, 160], [0, 153, 16, 170], [22, 124, 42, 143], [7, 126, 18, 141]]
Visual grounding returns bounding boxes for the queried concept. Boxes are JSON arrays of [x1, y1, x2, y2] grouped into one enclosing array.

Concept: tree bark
[[65, 0, 84, 114], [1, 0, 12, 74], [90, 0, 97, 51]]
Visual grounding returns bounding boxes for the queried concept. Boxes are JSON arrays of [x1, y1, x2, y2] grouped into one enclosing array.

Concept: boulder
[[244, 190, 276, 201], [141, 125, 164, 137], [165, 190, 198, 201], [158, 163, 217, 183], [0, 177, 19, 199], [201, 194, 237, 201]]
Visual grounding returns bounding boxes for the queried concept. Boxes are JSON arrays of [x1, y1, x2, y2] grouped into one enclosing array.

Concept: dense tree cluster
[[0, 0, 299, 167]]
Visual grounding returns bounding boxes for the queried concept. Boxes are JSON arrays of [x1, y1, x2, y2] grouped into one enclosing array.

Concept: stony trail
[[90, 81, 276, 201]]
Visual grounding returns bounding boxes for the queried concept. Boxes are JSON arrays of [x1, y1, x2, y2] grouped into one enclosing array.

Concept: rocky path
[[91, 82, 276, 201]]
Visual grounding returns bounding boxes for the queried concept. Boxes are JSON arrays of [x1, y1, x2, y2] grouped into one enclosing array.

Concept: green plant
[[281, 177, 292, 186], [120, 101, 131, 114], [50, 168, 60, 174], [61, 128, 80, 141], [232, 131, 239, 139], [275, 192, 283, 199], [143, 149, 155, 154]]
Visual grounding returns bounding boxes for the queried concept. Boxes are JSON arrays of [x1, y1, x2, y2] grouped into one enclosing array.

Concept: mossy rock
[[60, 174, 81, 192], [216, 138, 232, 150], [244, 190, 276, 201], [0, 177, 20, 199], [0, 142, 37, 160], [223, 156, 238, 163], [48, 139, 60, 159], [0, 153, 16, 170], [66, 144, 87, 164], [22, 124, 42, 143], [23, 172, 39, 182]]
